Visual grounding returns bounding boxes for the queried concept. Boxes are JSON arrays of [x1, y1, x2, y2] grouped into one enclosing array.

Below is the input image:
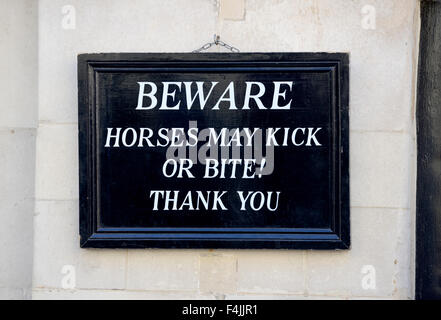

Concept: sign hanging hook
[[192, 34, 240, 53]]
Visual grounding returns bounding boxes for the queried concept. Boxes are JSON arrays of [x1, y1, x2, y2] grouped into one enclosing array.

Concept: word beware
[[135, 81, 294, 110]]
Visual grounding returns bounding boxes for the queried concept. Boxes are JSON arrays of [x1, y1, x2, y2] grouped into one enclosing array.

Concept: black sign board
[[78, 53, 349, 249]]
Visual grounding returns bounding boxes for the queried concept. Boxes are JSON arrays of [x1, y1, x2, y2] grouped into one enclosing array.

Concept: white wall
[[0, 0, 38, 299], [32, 0, 419, 299]]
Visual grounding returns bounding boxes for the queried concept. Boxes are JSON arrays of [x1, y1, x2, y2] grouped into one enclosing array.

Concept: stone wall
[[26, 0, 420, 299], [0, 0, 37, 299]]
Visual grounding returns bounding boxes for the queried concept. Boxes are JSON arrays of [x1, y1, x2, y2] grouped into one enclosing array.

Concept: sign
[[78, 53, 349, 249]]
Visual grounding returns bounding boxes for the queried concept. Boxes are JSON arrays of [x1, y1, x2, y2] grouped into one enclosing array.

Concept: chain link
[[192, 34, 240, 53]]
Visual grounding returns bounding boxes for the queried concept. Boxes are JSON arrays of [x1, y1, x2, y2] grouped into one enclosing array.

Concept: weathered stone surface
[[127, 250, 199, 291], [199, 254, 237, 295], [29, 0, 418, 299]]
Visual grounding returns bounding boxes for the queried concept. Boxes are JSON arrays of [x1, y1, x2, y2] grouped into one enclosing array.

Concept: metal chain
[[192, 34, 240, 53]]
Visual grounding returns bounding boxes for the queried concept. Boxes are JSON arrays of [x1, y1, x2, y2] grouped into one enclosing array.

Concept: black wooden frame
[[416, 0, 441, 299], [78, 53, 350, 249]]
